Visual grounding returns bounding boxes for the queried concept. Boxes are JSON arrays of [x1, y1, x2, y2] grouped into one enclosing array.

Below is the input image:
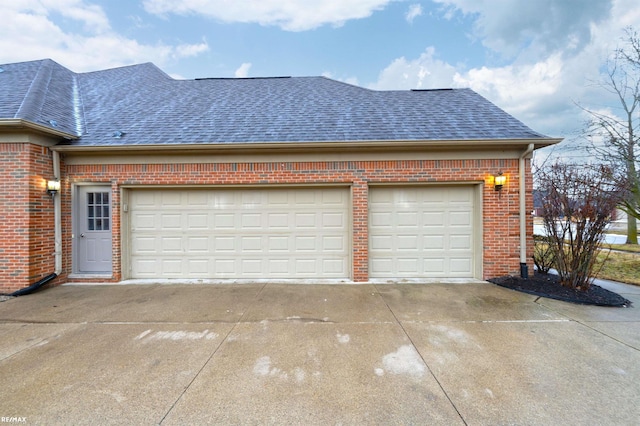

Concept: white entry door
[[128, 187, 351, 279], [76, 186, 112, 273], [369, 186, 477, 278]]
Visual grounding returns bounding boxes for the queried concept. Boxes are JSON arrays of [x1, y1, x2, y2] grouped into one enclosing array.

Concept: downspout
[[519, 143, 534, 278], [53, 150, 62, 275]]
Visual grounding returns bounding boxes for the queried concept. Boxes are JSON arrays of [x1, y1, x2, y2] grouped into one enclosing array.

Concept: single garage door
[[369, 186, 476, 278], [128, 187, 350, 279]]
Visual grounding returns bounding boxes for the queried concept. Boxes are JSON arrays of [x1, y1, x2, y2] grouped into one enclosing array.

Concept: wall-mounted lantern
[[494, 172, 506, 191], [47, 179, 60, 198]]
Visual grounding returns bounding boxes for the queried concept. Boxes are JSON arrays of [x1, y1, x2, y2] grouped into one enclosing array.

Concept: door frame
[[71, 183, 113, 276]]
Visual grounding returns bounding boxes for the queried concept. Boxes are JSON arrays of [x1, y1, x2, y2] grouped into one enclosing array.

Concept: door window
[[87, 192, 110, 231]]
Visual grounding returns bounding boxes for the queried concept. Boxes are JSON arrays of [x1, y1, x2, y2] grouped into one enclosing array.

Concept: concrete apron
[[0, 281, 639, 425]]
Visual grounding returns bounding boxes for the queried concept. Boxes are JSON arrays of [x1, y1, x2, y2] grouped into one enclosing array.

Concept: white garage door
[[129, 188, 350, 279], [369, 186, 476, 278]]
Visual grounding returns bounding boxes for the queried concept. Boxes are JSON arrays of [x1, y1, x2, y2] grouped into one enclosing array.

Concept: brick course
[[0, 143, 57, 293]]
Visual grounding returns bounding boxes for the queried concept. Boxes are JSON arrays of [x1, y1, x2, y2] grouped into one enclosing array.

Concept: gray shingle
[[0, 59, 549, 146]]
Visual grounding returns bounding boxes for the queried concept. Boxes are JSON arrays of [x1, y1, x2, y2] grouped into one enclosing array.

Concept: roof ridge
[[15, 59, 55, 120]]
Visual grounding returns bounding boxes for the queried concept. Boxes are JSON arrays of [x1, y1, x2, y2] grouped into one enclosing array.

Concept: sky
[[2, 0, 640, 161]]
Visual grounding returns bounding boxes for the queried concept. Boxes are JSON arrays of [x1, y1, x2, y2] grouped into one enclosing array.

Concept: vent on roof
[[48, 120, 58, 127], [112, 131, 126, 139], [0, 67, 4, 73], [194, 76, 291, 80], [410, 88, 453, 91]]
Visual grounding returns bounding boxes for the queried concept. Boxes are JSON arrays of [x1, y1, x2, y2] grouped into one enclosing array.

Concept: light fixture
[[47, 179, 60, 198], [494, 172, 506, 191]]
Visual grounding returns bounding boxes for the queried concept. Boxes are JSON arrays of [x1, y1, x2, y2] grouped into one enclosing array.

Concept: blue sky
[[1, 0, 639, 161]]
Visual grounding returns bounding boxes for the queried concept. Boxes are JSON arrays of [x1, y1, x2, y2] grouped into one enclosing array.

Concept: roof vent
[[410, 88, 453, 91], [48, 120, 58, 127], [112, 131, 126, 139], [0, 67, 4, 73]]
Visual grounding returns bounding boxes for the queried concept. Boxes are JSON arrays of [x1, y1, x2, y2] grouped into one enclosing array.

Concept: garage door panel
[[214, 259, 235, 274], [450, 258, 472, 275], [161, 214, 181, 229], [370, 212, 392, 227], [132, 213, 157, 230], [214, 213, 235, 229], [268, 212, 289, 228], [423, 258, 445, 274], [397, 235, 419, 250], [187, 259, 209, 275], [161, 259, 182, 275], [450, 211, 472, 226], [267, 236, 289, 252], [369, 186, 476, 279], [129, 188, 350, 279], [295, 236, 317, 251], [397, 212, 419, 227], [423, 235, 444, 249], [213, 236, 235, 251], [295, 259, 317, 274], [322, 235, 345, 251], [240, 236, 262, 252], [187, 213, 208, 229], [450, 235, 472, 250], [370, 235, 392, 251], [162, 237, 182, 253], [322, 212, 344, 228], [187, 237, 209, 253], [133, 236, 158, 253], [423, 212, 445, 226], [398, 258, 419, 273], [294, 213, 316, 228], [241, 213, 261, 228]]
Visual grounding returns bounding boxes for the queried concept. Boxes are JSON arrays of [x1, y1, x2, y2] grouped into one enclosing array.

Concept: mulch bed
[[489, 272, 633, 307]]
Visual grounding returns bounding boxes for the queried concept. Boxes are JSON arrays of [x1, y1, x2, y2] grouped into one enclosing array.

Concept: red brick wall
[[62, 158, 533, 283], [0, 143, 56, 293]]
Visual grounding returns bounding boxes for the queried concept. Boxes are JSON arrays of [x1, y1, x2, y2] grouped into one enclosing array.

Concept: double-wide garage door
[[129, 188, 350, 279], [127, 185, 477, 280]]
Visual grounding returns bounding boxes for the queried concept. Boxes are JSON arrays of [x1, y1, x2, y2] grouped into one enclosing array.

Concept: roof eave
[[51, 138, 563, 154], [0, 119, 78, 140]]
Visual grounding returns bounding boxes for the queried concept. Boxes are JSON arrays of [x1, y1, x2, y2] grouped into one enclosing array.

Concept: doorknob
[[80, 233, 85, 238]]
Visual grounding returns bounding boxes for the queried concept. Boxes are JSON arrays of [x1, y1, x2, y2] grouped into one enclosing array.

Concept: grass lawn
[[596, 248, 640, 285], [534, 240, 640, 286]]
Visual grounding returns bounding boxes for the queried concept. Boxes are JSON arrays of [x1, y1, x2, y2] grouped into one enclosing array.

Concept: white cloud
[[405, 4, 422, 24], [142, 0, 392, 31], [234, 62, 252, 78], [0, 2, 209, 72], [322, 71, 360, 86], [369, 47, 458, 90], [371, 0, 640, 145], [433, 0, 612, 60], [174, 40, 210, 58]]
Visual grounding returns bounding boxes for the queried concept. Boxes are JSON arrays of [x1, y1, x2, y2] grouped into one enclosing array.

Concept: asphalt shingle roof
[[0, 59, 549, 146]]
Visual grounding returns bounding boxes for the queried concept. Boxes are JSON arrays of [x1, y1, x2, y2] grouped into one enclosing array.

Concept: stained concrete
[[0, 281, 639, 425]]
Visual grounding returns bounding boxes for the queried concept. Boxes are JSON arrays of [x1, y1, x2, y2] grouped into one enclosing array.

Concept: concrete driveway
[[1, 280, 639, 425]]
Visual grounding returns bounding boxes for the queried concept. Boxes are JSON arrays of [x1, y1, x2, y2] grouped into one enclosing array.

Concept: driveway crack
[[373, 284, 469, 426]]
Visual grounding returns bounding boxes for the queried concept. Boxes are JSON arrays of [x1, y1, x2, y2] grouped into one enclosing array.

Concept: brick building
[[0, 59, 560, 293]]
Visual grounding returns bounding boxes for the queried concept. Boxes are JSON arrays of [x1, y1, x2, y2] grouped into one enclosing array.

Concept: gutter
[[519, 143, 534, 278], [50, 138, 563, 154], [0, 119, 78, 140], [53, 150, 62, 275]]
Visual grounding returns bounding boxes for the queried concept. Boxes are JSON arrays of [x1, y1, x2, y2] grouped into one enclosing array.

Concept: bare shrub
[[536, 162, 627, 290], [533, 235, 555, 274]]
